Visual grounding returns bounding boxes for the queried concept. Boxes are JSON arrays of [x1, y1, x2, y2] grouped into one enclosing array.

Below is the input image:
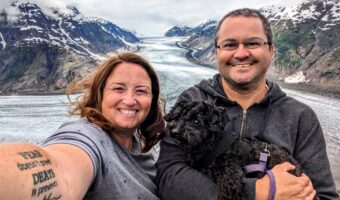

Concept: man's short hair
[[215, 8, 273, 47]]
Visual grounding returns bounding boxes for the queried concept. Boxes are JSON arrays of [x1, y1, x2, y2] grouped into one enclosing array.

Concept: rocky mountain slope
[[0, 2, 139, 94], [166, 0, 340, 92], [165, 25, 192, 37]]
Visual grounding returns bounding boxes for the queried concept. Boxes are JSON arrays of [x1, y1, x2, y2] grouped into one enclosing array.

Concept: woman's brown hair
[[67, 51, 165, 152]]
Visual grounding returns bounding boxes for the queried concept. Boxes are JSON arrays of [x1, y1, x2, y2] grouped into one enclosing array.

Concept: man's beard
[[223, 76, 257, 91], [221, 66, 267, 92]]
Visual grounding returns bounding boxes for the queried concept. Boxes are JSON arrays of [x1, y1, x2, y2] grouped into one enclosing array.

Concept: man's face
[[215, 16, 275, 90]]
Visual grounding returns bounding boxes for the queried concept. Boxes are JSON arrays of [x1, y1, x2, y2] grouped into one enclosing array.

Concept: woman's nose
[[122, 93, 137, 105]]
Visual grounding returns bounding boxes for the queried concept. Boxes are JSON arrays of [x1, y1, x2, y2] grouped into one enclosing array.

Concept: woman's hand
[[256, 162, 316, 200]]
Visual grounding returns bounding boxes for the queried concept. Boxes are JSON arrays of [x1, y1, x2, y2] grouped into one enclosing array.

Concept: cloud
[[0, 0, 306, 35], [0, 0, 20, 23], [0, 0, 76, 22], [0, 0, 14, 9]]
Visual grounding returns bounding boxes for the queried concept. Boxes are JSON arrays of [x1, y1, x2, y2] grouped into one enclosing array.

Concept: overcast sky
[[0, 0, 306, 36]]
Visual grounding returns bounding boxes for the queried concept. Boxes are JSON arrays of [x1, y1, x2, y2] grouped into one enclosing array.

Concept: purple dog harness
[[244, 143, 276, 200]]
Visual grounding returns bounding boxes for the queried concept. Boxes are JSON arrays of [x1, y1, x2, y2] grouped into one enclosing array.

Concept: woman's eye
[[112, 87, 125, 92], [135, 88, 151, 96], [136, 90, 148, 95]]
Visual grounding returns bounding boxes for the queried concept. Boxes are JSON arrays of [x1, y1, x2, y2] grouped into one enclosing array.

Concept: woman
[[0, 52, 165, 199]]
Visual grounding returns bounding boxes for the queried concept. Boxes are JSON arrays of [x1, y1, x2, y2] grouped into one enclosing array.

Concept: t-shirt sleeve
[[40, 120, 105, 183]]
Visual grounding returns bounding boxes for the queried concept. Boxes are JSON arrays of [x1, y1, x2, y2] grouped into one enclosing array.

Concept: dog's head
[[165, 99, 230, 161]]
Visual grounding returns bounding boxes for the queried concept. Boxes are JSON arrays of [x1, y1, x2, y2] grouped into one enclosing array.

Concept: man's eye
[[222, 43, 238, 48], [245, 42, 261, 48]]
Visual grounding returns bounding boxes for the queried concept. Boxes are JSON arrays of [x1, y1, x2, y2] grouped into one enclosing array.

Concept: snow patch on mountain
[[284, 71, 310, 83], [262, 0, 340, 29], [20, 25, 43, 31], [0, 32, 6, 49]]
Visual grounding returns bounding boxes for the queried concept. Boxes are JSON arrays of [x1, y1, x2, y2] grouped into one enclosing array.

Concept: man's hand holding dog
[[256, 162, 316, 200]]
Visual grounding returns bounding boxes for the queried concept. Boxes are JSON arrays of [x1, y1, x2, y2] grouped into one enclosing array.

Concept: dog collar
[[244, 151, 269, 174]]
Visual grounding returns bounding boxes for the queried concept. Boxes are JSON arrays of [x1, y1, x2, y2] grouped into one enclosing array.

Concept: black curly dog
[[165, 99, 303, 200]]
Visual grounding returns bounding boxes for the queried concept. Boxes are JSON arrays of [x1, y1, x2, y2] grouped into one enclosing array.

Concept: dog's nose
[[171, 127, 180, 134]]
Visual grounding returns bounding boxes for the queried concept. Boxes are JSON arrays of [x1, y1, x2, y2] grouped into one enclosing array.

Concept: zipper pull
[[240, 110, 247, 138]]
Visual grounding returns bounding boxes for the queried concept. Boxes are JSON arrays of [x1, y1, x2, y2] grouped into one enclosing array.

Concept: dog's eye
[[193, 120, 200, 126]]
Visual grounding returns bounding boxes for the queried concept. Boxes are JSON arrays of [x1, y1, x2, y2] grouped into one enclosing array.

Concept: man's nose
[[233, 44, 250, 59]]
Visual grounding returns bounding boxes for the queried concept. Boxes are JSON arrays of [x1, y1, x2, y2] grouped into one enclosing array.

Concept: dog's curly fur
[[165, 99, 303, 200]]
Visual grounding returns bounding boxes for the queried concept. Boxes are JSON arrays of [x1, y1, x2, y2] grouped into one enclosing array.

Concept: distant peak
[[67, 6, 80, 15]]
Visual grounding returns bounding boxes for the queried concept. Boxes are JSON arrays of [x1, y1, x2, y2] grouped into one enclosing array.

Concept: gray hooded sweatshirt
[[156, 74, 339, 200]]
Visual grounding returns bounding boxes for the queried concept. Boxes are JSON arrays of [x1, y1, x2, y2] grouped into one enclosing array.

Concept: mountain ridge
[[0, 2, 139, 94]]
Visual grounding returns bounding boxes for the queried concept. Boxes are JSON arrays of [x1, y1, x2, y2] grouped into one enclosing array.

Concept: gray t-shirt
[[42, 119, 159, 200]]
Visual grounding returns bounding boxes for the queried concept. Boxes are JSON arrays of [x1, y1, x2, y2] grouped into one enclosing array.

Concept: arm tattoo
[[15, 149, 62, 199]]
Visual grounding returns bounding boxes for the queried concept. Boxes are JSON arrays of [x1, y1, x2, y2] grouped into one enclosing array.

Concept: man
[[156, 8, 339, 200]]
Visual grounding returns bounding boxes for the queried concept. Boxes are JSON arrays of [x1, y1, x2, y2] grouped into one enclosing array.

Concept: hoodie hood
[[194, 74, 227, 102]]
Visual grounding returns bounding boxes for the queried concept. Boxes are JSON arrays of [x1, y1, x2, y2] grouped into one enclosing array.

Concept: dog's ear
[[164, 113, 172, 122], [209, 105, 229, 128], [165, 98, 191, 121], [186, 100, 206, 120], [164, 106, 179, 121]]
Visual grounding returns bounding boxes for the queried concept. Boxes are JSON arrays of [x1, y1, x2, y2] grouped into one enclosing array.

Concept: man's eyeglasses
[[216, 38, 271, 51]]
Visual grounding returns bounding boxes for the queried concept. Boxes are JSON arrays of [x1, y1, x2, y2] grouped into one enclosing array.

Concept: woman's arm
[[0, 143, 93, 200]]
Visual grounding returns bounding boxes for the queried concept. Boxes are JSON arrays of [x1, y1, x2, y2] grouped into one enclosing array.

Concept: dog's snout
[[171, 127, 180, 134], [169, 121, 184, 135]]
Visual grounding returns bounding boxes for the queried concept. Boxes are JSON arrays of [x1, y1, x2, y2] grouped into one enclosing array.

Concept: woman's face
[[101, 62, 152, 134]]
